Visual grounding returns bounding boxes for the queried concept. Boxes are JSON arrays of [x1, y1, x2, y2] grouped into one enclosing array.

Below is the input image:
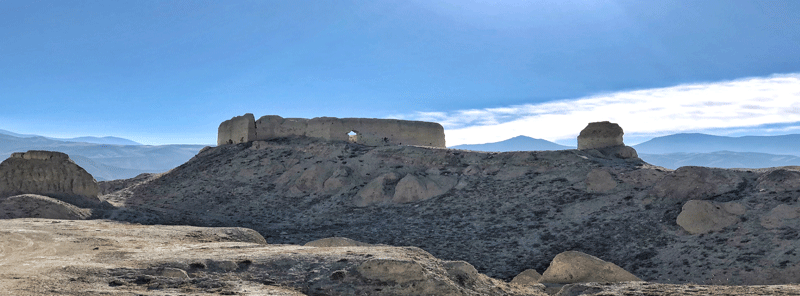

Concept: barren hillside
[[102, 137, 800, 285]]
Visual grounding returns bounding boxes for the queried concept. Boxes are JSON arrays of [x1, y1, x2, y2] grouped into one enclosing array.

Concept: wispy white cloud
[[396, 73, 800, 146]]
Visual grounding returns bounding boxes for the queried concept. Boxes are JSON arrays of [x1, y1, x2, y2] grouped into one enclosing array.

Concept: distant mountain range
[[450, 135, 574, 151], [0, 131, 206, 181], [451, 134, 800, 169], [633, 133, 800, 156], [0, 129, 142, 146], [5, 129, 800, 180]]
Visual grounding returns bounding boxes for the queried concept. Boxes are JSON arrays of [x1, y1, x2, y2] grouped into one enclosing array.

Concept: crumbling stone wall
[[219, 114, 446, 148], [217, 113, 256, 146]]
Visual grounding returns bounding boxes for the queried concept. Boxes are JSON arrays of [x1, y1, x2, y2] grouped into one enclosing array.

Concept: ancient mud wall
[[218, 114, 446, 147], [217, 113, 256, 145]]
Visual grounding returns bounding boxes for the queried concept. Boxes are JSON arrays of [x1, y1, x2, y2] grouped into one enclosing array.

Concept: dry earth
[[0, 218, 545, 296]]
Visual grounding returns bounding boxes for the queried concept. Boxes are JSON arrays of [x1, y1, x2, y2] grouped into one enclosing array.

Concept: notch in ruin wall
[[218, 114, 446, 148]]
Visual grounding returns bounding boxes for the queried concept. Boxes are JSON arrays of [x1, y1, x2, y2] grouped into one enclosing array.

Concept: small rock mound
[[585, 169, 617, 193], [760, 204, 800, 229], [676, 200, 745, 234], [0, 194, 91, 220], [304, 237, 372, 247], [511, 269, 542, 285], [539, 251, 641, 284], [0, 151, 104, 208]]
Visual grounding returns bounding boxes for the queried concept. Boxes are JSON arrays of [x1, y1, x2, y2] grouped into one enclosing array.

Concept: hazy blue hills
[[450, 135, 574, 151], [451, 133, 800, 169], [632, 133, 800, 156], [639, 151, 800, 170], [0, 132, 205, 181], [0, 129, 142, 145]]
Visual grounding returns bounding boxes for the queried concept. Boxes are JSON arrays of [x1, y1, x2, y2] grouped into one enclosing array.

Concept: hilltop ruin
[[218, 114, 446, 148]]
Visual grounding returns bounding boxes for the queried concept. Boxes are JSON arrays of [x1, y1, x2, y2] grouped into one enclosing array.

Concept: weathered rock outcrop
[[676, 200, 745, 234], [218, 114, 446, 147], [577, 121, 624, 150], [0, 151, 104, 208], [538, 251, 641, 284], [577, 121, 638, 159]]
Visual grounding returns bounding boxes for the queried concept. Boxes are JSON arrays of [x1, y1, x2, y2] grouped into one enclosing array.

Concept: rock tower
[[0, 150, 104, 208], [577, 121, 638, 159]]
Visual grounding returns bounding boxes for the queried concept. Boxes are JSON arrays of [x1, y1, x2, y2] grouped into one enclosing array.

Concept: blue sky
[[1, 0, 799, 146]]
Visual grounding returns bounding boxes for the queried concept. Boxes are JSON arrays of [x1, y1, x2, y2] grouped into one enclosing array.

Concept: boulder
[[304, 237, 372, 247], [392, 174, 457, 204], [577, 122, 624, 150], [676, 200, 745, 234], [760, 204, 800, 229], [585, 169, 617, 193], [0, 194, 91, 220], [353, 172, 400, 207], [0, 151, 104, 208], [511, 269, 542, 285], [650, 166, 744, 201], [538, 251, 641, 284]]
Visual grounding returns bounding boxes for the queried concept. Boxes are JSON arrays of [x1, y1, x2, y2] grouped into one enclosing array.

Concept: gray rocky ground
[[99, 137, 800, 285]]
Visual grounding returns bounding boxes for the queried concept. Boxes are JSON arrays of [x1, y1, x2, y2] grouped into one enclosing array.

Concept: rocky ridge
[[102, 135, 800, 285]]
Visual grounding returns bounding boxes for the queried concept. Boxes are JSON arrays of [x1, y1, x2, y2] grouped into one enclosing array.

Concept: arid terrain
[[2, 135, 800, 295]]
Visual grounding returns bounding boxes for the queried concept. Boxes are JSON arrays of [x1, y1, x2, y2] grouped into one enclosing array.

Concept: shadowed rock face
[[0, 151, 103, 208]]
